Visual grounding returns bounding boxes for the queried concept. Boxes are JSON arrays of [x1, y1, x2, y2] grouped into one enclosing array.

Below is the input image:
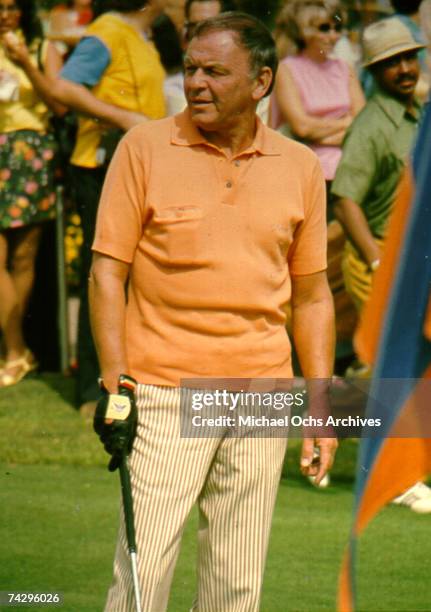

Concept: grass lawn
[[0, 374, 430, 611]]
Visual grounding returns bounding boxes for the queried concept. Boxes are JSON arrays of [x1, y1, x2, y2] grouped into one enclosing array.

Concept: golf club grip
[[119, 455, 137, 554]]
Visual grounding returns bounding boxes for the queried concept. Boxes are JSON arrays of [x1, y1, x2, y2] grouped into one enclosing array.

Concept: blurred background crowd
[[0, 0, 430, 408]]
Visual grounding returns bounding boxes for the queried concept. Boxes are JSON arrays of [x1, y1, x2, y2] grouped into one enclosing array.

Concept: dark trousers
[[71, 165, 107, 405]]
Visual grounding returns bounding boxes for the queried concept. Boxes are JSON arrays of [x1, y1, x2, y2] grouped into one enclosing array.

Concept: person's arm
[[2, 36, 67, 116], [274, 62, 352, 141], [89, 252, 131, 394], [333, 196, 381, 266], [50, 77, 148, 131], [311, 65, 365, 146], [42, 35, 151, 131], [291, 271, 337, 485]]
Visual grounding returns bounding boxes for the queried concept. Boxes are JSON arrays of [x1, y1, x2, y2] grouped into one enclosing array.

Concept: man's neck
[[404, 94, 418, 114], [199, 113, 258, 159]]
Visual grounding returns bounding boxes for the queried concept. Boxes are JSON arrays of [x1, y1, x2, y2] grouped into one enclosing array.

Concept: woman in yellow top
[[48, 0, 166, 409], [0, 0, 65, 386]]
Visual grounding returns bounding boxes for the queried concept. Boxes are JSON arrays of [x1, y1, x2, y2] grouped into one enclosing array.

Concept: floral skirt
[[0, 129, 57, 230]]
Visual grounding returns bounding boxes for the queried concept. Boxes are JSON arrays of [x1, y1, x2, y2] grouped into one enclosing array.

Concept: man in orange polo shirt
[[90, 12, 337, 612]]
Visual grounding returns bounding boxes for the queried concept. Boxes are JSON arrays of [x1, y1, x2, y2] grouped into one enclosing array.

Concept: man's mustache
[[395, 74, 417, 84]]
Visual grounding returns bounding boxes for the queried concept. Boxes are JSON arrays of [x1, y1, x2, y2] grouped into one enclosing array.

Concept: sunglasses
[[317, 22, 343, 33]]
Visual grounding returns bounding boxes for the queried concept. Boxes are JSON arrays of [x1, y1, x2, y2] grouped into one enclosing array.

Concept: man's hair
[[390, 0, 423, 15], [191, 12, 278, 96], [185, 0, 237, 20], [93, 0, 147, 17]]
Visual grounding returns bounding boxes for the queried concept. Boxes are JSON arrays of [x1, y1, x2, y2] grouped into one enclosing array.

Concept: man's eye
[[184, 66, 196, 75]]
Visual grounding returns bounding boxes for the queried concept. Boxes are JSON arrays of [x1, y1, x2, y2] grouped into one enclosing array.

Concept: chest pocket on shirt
[[150, 205, 205, 264]]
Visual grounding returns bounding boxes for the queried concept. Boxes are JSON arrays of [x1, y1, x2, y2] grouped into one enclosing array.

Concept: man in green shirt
[[332, 18, 424, 310], [332, 18, 431, 514]]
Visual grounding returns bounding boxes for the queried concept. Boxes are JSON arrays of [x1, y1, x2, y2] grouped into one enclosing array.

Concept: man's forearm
[[291, 273, 337, 482], [51, 78, 147, 130], [89, 254, 130, 393], [333, 197, 381, 266], [291, 292, 335, 378]]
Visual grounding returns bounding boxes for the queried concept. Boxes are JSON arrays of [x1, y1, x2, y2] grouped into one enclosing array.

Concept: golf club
[[119, 454, 142, 612]]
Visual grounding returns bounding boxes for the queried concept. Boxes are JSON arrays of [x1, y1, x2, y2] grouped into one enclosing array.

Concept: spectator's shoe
[[0, 350, 38, 387], [392, 482, 431, 513]]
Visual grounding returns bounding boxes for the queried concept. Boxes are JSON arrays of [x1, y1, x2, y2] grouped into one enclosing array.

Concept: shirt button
[[234, 160, 240, 167], [226, 181, 232, 188]]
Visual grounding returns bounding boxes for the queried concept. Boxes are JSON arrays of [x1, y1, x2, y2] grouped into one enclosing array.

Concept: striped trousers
[[105, 384, 287, 612]]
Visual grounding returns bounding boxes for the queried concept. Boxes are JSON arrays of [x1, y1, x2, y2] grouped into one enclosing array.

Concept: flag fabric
[[338, 102, 431, 612]]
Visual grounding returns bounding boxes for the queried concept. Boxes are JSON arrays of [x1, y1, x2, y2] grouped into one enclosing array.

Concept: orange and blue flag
[[338, 102, 431, 611]]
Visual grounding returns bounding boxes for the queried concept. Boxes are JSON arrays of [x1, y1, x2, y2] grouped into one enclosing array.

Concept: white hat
[[362, 18, 425, 67]]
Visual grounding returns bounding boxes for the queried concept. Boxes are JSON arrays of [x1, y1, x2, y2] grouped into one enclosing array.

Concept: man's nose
[[187, 68, 206, 89], [398, 57, 416, 72]]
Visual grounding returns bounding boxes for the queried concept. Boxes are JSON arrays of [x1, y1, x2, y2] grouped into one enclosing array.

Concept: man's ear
[[252, 67, 273, 102]]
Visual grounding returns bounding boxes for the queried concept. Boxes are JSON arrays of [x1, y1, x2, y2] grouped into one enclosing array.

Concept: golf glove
[[94, 374, 138, 472]]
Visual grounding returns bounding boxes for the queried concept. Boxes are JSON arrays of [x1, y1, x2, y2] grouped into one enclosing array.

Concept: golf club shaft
[[130, 551, 142, 612], [120, 456, 142, 612]]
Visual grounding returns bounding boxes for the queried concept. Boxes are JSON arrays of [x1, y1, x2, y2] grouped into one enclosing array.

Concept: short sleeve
[[288, 158, 327, 276], [92, 130, 147, 263], [60, 36, 111, 86], [331, 121, 377, 205]]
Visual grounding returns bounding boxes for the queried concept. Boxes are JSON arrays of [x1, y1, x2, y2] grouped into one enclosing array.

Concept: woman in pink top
[[272, 1, 364, 184]]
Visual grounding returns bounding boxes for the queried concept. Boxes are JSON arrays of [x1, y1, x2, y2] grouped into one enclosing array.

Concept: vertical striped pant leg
[[104, 384, 219, 612], [196, 435, 288, 612]]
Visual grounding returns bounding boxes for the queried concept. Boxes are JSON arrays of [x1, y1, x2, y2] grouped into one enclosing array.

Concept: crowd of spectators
[[0, 0, 430, 410]]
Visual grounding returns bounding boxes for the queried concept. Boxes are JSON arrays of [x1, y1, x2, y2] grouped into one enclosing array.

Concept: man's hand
[[93, 374, 138, 472], [300, 437, 338, 486]]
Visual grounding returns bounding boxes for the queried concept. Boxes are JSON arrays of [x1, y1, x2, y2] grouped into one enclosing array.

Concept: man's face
[[184, 30, 263, 133], [185, 0, 221, 41], [372, 50, 420, 102]]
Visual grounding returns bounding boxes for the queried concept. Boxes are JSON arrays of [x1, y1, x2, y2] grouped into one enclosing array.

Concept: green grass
[[0, 375, 430, 611]]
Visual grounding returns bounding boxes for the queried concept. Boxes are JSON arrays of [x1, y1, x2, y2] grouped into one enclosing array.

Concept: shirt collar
[[170, 108, 281, 157], [374, 87, 422, 127]]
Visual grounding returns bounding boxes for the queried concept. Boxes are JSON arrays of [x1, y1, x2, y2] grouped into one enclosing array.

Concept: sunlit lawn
[[0, 375, 430, 611]]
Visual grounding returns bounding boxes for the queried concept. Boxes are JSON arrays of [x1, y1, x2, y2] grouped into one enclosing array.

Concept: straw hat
[[362, 17, 425, 67]]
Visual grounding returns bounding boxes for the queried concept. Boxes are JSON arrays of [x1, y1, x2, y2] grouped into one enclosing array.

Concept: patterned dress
[[0, 34, 57, 230]]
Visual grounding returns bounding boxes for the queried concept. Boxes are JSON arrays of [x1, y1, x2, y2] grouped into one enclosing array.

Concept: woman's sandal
[[0, 350, 38, 388]]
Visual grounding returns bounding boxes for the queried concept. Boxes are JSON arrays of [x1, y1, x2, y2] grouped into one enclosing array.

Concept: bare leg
[[0, 231, 24, 360], [0, 226, 41, 380]]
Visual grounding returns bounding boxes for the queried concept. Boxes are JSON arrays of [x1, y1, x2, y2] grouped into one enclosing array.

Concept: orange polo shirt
[[93, 110, 327, 386]]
